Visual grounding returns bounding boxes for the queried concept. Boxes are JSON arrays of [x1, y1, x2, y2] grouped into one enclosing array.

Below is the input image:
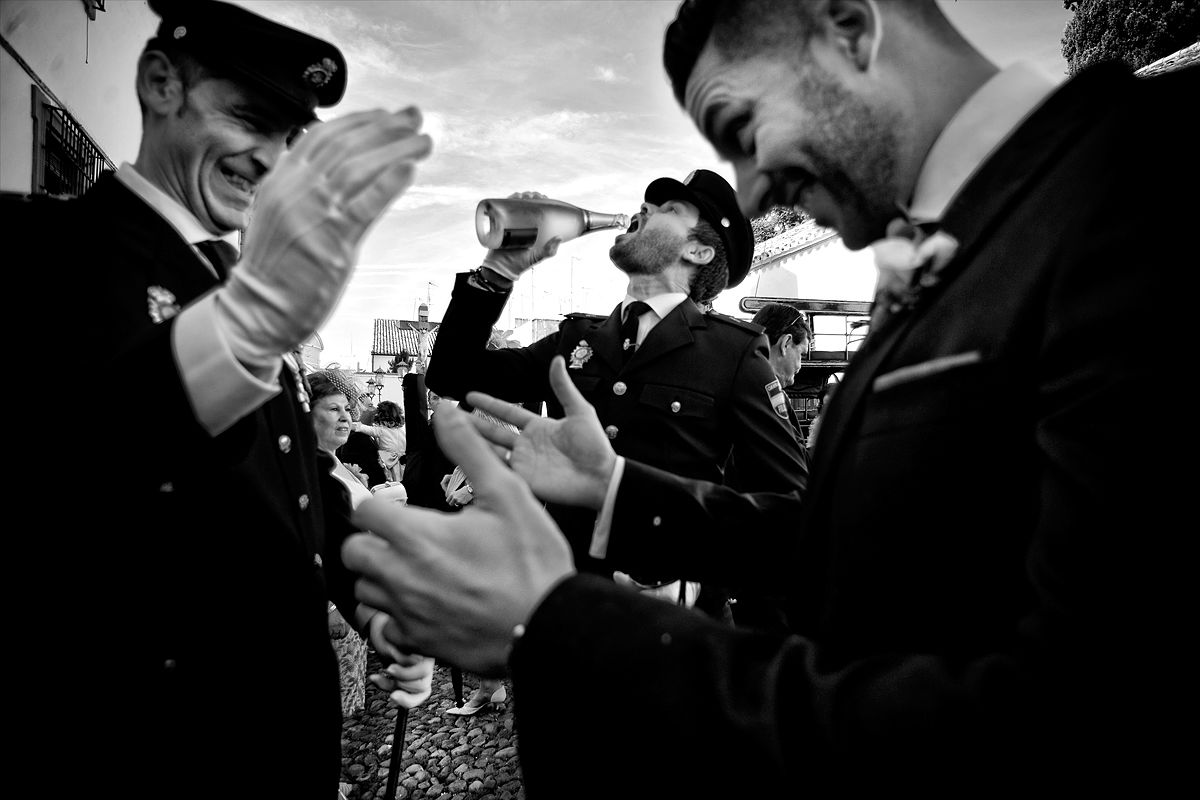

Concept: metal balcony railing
[[33, 86, 114, 197]]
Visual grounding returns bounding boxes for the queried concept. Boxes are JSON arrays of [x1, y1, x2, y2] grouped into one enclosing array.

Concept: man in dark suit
[[425, 169, 808, 614], [9, 1, 432, 795], [343, 1, 1190, 796]]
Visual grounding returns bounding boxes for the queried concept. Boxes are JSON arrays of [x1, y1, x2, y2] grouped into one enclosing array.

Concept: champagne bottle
[[476, 197, 629, 250]]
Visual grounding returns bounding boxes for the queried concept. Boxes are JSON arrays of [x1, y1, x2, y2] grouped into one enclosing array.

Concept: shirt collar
[[908, 62, 1060, 224], [115, 163, 239, 248], [622, 292, 688, 320]]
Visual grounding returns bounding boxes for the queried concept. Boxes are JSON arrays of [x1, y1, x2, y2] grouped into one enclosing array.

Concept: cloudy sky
[[236, 0, 1073, 369]]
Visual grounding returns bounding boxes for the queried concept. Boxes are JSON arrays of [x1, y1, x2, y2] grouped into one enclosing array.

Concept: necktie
[[196, 239, 239, 282], [621, 300, 651, 362]]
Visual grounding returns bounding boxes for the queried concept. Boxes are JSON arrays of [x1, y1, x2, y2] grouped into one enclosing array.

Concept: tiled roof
[[372, 318, 439, 355], [750, 217, 841, 271], [1135, 41, 1200, 77]]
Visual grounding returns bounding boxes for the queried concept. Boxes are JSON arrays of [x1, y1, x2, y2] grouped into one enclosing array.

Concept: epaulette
[[706, 310, 765, 335], [563, 311, 607, 322]]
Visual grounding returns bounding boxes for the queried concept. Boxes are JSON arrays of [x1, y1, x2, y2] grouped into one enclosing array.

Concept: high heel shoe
[[446, 684, 507, 716]]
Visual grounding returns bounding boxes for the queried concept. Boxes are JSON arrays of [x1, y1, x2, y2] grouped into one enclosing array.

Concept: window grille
[[31, 85, 113, 198]]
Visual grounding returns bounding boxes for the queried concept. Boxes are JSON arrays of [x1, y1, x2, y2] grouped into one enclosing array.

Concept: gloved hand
[[216, 107, 434, 367], [480, 191, 561, 284], [367, 612, 435, 709]]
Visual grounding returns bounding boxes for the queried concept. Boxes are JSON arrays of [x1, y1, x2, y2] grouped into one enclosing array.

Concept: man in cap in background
[[426, 169, 807, 627], [9, 1, 433, 795]]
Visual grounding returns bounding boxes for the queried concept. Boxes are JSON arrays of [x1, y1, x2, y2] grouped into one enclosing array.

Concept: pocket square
[[873, 350, 982, 392]]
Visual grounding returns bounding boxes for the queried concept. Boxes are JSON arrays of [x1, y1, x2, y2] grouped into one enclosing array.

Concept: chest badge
[[568, 339, 594, 370], [147, 285, 180, 324]]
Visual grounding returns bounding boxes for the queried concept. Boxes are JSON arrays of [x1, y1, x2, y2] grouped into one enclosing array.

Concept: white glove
[[367, 612, 434, 709], [480, 191, 561, 283], [216, 107, 434, 367]]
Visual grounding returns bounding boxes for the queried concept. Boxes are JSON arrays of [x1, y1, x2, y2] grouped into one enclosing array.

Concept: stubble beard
[[795, 64, 903, 248], [610, 226, 683, 277]]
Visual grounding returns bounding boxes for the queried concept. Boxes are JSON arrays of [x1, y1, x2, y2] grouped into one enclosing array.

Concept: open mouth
[[626, 214, 643, 233], [221, 167, 256, 194]]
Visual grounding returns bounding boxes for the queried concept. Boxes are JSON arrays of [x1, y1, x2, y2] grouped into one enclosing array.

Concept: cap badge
[[303, 57, 338, 88], [172, 25, 187, 40], [568, 339, 594, 370], [683, 170, 696, 185], [147, 285, 180, 324]]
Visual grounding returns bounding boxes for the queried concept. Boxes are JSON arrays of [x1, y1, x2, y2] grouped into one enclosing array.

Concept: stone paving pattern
[[340, 651, 524, 800]]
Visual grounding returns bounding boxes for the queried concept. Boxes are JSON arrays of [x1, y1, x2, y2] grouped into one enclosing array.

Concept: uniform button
[[612, 381, 627, 396], [652, 516, 662, 526], [313, 553, 323, 568], [298, 493, 310, 510], [163, 658, 177, 671], [604, 425, 619, 440], [159, 482, 174, 493], [278, 435, 292, 453], [670, 401, 681, 413]]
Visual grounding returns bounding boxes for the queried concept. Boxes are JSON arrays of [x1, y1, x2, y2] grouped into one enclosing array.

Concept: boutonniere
[[147, 285, 180, 323], [871, 217, 959, 317], [568, 339, 594, 370]]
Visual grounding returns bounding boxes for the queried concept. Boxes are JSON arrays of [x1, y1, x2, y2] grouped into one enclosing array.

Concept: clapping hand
[[464, 355, 617, 510], [343, 398, 575, 677], [216, 107, 434, 366]]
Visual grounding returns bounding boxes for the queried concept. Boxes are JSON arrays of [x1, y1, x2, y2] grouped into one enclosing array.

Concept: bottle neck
[[583, 211, 628, 232]]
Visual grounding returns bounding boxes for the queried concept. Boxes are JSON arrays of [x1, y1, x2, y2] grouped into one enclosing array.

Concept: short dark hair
[[664, 0, 818, 106], [374, 400, 405, 427], [751, 302, 811, 346], [687, 218, 729, 304]]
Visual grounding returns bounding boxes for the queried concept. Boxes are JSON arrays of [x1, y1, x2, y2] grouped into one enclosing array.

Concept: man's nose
[[251, 133, 290, 174]]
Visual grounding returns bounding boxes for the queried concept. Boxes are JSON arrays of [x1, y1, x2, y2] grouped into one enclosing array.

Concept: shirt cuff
[[173, 290, 282, 436], [588, 456, 626, 559]]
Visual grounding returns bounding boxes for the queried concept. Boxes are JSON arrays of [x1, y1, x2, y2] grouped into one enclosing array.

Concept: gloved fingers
[[386, 655, 434, 683], [389, 682, 432, 709], [337, 137, 432, 228], [298, 106, 424, 176]]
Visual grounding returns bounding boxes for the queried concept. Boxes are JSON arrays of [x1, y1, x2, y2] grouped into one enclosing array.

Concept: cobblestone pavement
[[340, 652, 524, 800]]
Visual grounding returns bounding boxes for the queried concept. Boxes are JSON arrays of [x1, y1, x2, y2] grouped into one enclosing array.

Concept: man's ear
[[136, 50, 185, 116], [779, 333, 794, 350], [681, 240, 715, 267], [825, 0, 880, 72]]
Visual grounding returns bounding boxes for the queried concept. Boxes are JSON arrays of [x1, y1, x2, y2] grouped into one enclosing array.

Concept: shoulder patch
[[705, 311, 765, 335]]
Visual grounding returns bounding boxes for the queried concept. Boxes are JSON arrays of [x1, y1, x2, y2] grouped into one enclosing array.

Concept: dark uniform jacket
[[426, 272, 809, 580], [10, 173, 359, 797], [507, 63, 1192, 796]]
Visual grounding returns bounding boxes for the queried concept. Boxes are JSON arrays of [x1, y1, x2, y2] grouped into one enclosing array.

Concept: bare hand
[[343, 401, 575, 676], [465, 355, 616, 510]]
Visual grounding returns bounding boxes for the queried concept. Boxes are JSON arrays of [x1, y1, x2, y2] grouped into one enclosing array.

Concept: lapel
[[586, 304, 628, 373], [624, 299, 705, 373], [809, 65, 1129, 490], [88, 172, 224, 300]]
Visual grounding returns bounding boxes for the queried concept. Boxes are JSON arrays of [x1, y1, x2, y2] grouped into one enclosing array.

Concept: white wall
[[0, 0, 157, 192]]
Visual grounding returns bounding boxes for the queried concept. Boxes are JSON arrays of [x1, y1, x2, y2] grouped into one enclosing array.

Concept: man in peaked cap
[[425, 168, 807, 649], [8, 1, 433, 796]]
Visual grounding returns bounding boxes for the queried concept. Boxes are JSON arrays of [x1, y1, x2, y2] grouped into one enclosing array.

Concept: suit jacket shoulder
[[563, 311, 607, 322], [705, 311, 765, 338]]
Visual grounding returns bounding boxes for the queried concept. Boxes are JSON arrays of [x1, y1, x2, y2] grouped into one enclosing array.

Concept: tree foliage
[[1062, 0, 1199, 76], [751, 205, 809, 244]]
